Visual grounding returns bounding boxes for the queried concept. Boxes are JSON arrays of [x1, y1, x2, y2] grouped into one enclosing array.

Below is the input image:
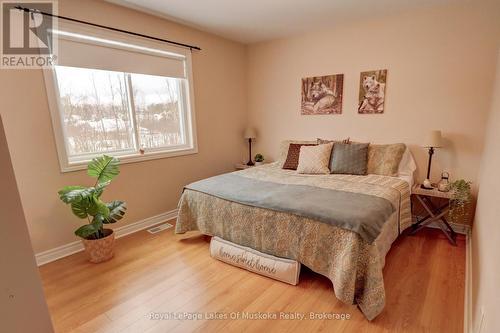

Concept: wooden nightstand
[[410, 184, 457, 245], [235, 163, 258, 170], [234, 163, 267, 170]]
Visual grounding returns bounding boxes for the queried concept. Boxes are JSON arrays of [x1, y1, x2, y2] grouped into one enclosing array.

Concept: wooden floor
[[39, 223, 466, 333]]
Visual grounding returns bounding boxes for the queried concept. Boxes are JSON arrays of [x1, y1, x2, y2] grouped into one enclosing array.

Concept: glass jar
[[437, 172, 450, 192]]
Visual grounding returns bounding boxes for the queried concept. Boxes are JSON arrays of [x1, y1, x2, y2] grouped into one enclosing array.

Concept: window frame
[[43, 23, 197, 172]]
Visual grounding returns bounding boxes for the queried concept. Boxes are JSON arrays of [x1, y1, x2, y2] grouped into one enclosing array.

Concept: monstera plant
[[58, 155, 126, 263]]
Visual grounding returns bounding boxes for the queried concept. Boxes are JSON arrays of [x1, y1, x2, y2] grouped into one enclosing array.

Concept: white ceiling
[[107, 0, 470, 44]]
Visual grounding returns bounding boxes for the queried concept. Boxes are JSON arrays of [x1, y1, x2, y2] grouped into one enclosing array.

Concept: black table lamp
[[244, 128, 256, 166], [421, 130, 443, 189]]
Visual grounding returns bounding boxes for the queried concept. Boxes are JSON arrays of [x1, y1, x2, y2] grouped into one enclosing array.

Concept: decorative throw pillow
[[367, 143, 406, 176], [296, 143, 334, 174], [282, 143, 317, 170], [317, 137, 351, 145], [330, 142, 369, 175], [279, 140, 317, 166]]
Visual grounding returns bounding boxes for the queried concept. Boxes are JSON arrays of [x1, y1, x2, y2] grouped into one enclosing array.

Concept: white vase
[[254, 161, 263, 166]]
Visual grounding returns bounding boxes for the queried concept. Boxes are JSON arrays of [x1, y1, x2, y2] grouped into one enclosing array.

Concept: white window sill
[[60, 147, 198, 173]]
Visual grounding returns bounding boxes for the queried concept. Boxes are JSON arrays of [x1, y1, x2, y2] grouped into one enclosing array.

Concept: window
[[44, 25, 196, 171]]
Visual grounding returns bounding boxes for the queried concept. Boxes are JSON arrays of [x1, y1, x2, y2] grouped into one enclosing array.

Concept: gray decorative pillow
[[330, 142, 369, 175]]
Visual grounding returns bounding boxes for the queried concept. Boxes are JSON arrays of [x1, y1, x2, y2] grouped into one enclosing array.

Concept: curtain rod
[[14, 5, 202, 51]]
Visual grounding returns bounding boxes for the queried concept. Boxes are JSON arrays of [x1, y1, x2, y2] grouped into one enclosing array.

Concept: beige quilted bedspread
[[176, 163, 411, 320]]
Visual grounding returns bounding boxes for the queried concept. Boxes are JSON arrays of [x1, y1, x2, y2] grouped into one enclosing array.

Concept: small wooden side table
[[235, 163, 267, 170], [235, 163, 254, 170], [410, 184, 457, 246]]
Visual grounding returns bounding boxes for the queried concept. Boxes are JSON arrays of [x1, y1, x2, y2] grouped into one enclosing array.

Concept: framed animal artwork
[[301, 74, 344, 115], [358, 69, 387, 114]]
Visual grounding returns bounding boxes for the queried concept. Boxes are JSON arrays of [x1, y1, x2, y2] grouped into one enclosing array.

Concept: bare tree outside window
[[55, 66, 134, 156], [130, 73, 184, 150], [54, 66, 189, 162]]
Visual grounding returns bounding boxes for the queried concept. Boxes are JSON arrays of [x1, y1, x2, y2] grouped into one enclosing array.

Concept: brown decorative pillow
[[317, 137, 351, 145], [282, 143, 317, 170], [297, 143, 334, 174], [278, 140, 317, 165], [367, 143, 406, 176]]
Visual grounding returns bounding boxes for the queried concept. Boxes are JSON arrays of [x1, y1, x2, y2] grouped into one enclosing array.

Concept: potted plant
[[449, 179, 472, 224], [254, 153, 265, 166], [58, 155, 127, 263]]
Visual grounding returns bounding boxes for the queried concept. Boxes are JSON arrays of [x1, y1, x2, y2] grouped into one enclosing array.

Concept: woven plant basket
[[82, 229, 115, 263]]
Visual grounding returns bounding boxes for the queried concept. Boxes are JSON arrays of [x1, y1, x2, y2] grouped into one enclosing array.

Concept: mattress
[[176, 163, 411, 320]]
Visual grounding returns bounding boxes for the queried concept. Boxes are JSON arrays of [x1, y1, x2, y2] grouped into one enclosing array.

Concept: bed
[[176, 147, 414, 320]]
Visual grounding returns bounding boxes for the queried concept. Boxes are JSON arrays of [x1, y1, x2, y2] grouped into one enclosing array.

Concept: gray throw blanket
[[184, 173, 395, 243]]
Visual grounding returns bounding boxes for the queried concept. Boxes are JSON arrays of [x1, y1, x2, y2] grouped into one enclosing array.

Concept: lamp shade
[[422, 130, 443, 148], [244, 128, 257, 139]]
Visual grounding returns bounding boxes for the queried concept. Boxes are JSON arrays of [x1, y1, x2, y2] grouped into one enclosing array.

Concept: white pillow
[[398, 148, 417, 176], [397, 148, 417, 188]]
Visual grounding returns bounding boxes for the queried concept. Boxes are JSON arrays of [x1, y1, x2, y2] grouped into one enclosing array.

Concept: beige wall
[[0, 0, 248, 253], [472, 50, 500, 333], [2, 0, 500, 268], [0, 115, 54, 332], [247, 3, 500, 189]]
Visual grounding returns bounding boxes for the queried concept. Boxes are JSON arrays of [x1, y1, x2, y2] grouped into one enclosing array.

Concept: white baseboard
[[464, 229, 472, 333], [35, 209, 178, 266]]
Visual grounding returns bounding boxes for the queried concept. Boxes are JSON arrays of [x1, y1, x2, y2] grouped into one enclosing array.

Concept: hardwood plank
[[39, 222, 465, 333]]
